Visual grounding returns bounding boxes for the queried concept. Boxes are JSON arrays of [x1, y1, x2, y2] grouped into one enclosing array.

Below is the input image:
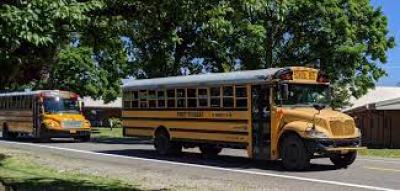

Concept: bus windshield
[[279, 84, 331, 107], [43, 97, 80, 114]]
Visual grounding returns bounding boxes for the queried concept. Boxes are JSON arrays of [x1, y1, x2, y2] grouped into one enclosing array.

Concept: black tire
[[76, 135, 91, 142], [35, 126, 50, 143], [280, 134, 311, 171], [154, 130, 181, 155], [2, 125, 17, 140], [200, 145, 222, 157], [330, 151, 357, 169]]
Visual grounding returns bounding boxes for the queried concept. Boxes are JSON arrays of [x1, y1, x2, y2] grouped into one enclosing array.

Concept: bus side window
[[176, 89, 186, 108], [139, 90, 148, 108], [123, 91, 132, 109], [148, 90, 157, 108], [167, 89, 175, 108], [187, 89, 197, 108], [210, 87, 221, 107], [223, 86, 234, 108], [235, 86, 247, 108], [198, 88, 209, 107], [157, 90, 166, 108], [132, 91, 139, 108], [0, 97, 3, 110]]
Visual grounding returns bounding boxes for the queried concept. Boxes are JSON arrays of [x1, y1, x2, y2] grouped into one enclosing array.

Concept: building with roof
[[82, 97, 122, 127], [345, 87, 400, 148]]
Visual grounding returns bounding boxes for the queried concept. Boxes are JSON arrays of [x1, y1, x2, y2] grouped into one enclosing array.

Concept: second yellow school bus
[[0, 90, 91, 142], [122, 67, 364, 170]]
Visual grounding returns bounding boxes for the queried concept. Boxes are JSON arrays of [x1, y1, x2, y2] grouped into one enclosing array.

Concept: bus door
[[251, 85, 271, 160], [32, 97, 42, 137]]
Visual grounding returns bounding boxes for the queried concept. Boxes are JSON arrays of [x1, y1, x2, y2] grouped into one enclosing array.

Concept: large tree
[[0, 0, 130, 102], [125, 0, 395, 106], [0, 0, 395, 106]]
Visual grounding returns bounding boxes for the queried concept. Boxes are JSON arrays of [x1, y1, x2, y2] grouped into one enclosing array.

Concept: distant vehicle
[[0, 90, 91, 142], [122, 67, 364, 170]]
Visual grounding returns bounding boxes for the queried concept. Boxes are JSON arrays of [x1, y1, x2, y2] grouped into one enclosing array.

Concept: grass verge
[[0, 151, 140, 191], [91, 127, 123, 139], [358, 149, 400, 159]]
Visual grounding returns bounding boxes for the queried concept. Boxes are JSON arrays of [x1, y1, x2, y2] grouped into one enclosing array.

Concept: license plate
[[70, 130, 77, 134]]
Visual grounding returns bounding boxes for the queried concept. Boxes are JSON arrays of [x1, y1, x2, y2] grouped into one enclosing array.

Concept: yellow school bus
[[122, 67, 363, 170], [0, 90, 91, 142]]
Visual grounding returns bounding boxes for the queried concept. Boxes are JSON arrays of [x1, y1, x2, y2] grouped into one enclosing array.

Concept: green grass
[[91, 127, 123, 139], [358, 149, 400, 159], [0, 153, 141, 191]]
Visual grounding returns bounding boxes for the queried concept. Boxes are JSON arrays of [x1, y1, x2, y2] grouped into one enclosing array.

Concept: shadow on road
[[0, 134, 152, 145], [91, 137, 152, 145], [0, 177, 145, 191], [98, 148, 337, 172]]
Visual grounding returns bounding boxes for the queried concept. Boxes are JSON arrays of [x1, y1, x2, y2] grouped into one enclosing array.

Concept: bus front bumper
[[42, 128, 91, 138], [304, 138, 366, 155]]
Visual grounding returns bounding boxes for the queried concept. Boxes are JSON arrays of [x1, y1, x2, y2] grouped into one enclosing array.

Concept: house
[[82, 97, 122, 127], [345, 87, 400, 148]]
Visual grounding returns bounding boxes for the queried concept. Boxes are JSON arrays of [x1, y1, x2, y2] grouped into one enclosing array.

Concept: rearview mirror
[[281, 84, 289, 100]]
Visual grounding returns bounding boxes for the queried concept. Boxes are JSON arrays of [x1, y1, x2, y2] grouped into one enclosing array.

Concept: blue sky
[[371, 0, 400, 86]]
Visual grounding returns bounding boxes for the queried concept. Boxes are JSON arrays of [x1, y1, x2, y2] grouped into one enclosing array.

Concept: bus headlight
[[305, 128, 328, 139], [45, 120, 60, 129], [84, 120, 91, 128]]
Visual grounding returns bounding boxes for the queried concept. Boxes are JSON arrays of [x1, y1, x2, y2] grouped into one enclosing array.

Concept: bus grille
[[62, 121, 83, 128], [329, 120, 355, 136]]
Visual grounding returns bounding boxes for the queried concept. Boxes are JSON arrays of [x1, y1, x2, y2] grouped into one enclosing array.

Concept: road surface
[[0, 137, 399, 191]]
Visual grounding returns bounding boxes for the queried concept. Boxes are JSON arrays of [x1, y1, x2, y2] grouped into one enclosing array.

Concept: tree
[[0, 0, 129, 102], [0, 0, 395, 106], [123, 0, 395, 106]]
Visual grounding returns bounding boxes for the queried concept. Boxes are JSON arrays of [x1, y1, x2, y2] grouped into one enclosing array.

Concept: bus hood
[[280, 107, 359, 138], [44, 113, 86, 123]]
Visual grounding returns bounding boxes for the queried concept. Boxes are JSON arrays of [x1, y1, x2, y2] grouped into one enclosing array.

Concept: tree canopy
[[0, 0, 395, 106]]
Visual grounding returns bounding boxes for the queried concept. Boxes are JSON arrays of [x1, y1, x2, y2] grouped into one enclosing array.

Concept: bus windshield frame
[[43, 96, 80, 114], [276, 83, 331, 107]]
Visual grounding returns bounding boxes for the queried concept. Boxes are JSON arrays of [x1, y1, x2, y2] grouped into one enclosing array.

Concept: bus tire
[[330, 151, 357, 169], [76, 135, 91, 142], [154, 130, 173, 155], [200, 145, 222, 158], [35, 126, 50, 143], [280, 134, 310, 171], [2, 124, 17, 140]]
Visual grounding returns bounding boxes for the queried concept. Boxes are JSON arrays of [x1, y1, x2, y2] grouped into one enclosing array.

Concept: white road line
[[358, 158, 400, 164], [0, 140, 397, 191]]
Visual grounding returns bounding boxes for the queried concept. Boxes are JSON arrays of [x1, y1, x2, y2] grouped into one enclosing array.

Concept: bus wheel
[[35, 126, 50, 143], [200, 145, 222, 158], [330, 151, 357, 169], [2, 125, 17, 140], [154, 131, 172, 155], [76, 135, 91, 142], [280, 134, 310, 171]]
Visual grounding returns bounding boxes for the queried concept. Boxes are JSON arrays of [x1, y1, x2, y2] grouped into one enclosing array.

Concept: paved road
[[1, 137, 400, 191]]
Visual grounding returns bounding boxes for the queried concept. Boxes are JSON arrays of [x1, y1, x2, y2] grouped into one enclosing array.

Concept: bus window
[[157, 90, 166, 108], [187, 89, 197, 108], [148, 90, 157, 108], [211, 87, 221, 107], [177, 89, 186, 108], [139, 90, 148, 108], [198, 88, 209, 107], [223, 86, 234, 107], [123, 91, 132, 108], [132, 91, 139, 108], [167, 89, 176, 108], [235, 86, 247, 108]]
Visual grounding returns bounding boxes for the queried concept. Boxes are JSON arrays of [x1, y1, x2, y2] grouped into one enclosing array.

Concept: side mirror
[[281, 84, 289, 100]]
